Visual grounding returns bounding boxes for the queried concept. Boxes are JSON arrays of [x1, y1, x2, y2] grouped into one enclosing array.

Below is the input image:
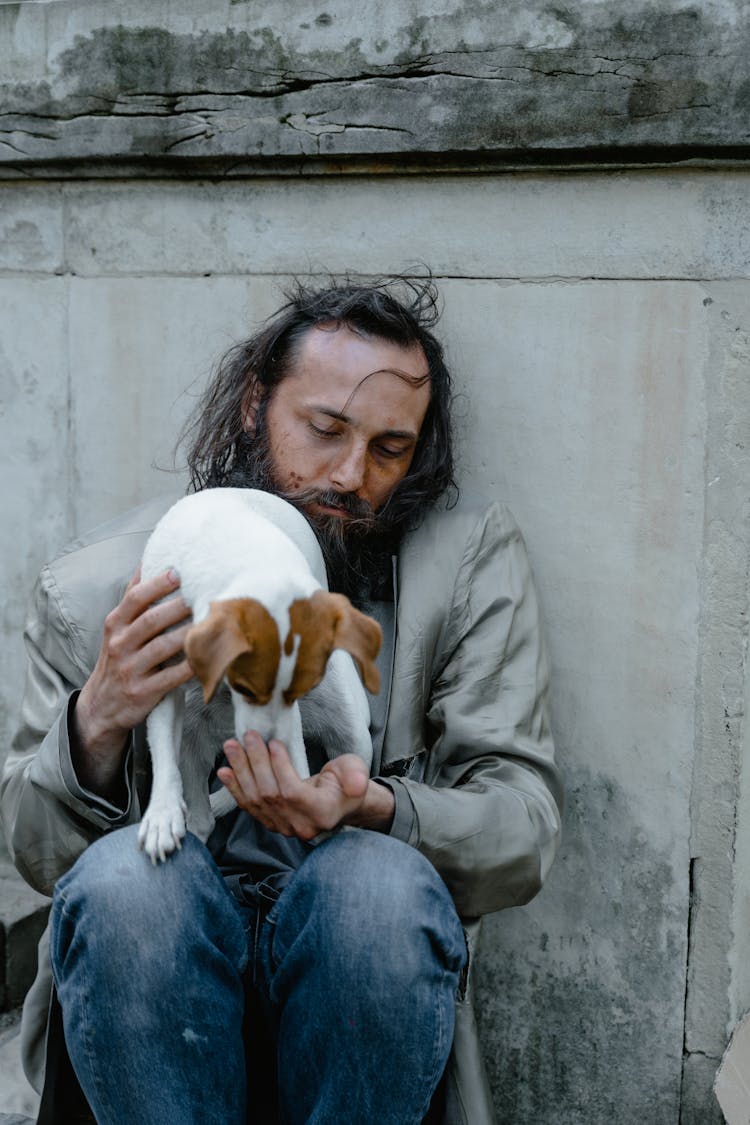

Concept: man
[[2, 277, 563, 1124]]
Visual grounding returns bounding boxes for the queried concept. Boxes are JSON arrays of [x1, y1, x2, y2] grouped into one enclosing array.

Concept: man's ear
[[241, 385, 262, 435], [283, 591, 382, 703]]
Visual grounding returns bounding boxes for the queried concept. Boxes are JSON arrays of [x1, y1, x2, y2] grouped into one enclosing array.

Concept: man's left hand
[[218, 732, 395, 840]]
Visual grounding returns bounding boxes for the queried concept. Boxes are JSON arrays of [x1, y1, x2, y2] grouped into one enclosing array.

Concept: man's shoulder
[[401, 489, 520, 561], [49, 491, 181, 584], [54, 491, 182, 564], [395, 490, 524, 635]]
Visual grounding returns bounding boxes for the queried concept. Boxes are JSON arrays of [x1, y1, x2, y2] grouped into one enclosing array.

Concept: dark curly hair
[[179, 274, 458, 533]]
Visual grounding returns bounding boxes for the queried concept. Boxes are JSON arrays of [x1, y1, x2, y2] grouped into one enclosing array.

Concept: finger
[[134, 621, 193, 675], [224, 738, 260, 798], [127, 597, 192, 654], [117, 657, 194, 723], [126, 564, 142, 590], [120, 569, 181, 625], [320, 754, 369, 799], [242, 731, 283, 799], [268, 740, 304, 796], [267, 742, 328, 839], [154, 595, 193, 630], [220, 747, 284, 834], [218, 766, 278, 829], [147, 657, 195, 696], [216, 766, 243, 804]]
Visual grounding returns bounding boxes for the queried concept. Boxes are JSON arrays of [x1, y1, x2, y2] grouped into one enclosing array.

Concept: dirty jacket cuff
[[374, 777, 416, 842], [59, 690, 134, 823]]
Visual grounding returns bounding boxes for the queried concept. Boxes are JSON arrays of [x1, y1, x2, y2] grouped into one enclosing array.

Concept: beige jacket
[[1, 491, 563, 1125]]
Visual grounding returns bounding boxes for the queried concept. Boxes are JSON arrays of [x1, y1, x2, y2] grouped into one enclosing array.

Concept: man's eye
[[376, 444, 409, 459], [309, 423, 338, 439]]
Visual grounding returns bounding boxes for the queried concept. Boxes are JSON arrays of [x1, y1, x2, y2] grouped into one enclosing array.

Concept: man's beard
[[227, 427, 397, 605]]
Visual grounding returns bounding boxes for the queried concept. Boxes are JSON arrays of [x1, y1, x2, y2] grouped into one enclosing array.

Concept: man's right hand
[[72, 567, 194, 799]]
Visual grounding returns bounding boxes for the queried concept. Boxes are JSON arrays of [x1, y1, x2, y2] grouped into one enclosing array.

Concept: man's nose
[[329, 443, 367, 494]]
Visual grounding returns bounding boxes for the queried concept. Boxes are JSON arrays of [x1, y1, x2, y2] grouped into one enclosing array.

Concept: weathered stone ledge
[[0, 0, 748, 176]]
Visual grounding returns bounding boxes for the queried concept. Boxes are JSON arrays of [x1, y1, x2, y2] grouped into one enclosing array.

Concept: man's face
[[249, 324, 431, 527]]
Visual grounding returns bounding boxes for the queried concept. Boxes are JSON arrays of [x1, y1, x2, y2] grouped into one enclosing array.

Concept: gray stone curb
[[0, 860, 50, 1014]]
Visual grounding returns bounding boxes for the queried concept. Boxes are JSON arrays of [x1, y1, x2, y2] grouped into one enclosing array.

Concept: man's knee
[[54, 827, 211, 920], [273, 830, 466, 976], [51, 827, 246, 977]]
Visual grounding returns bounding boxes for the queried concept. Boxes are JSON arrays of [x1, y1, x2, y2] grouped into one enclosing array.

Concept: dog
[[137, 487, 382, 863]]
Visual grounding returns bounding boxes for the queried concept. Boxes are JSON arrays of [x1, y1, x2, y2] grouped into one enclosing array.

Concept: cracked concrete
[[0, 0, 748, 171]]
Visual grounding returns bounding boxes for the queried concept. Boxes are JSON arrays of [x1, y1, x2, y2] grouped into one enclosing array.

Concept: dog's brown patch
[[283, 590, 382, 703], [185, 598, 281, 704]]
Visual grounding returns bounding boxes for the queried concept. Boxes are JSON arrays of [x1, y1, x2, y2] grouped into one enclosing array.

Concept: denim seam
[[415, 965, 450, 1124], [252, 906, 263, 989]]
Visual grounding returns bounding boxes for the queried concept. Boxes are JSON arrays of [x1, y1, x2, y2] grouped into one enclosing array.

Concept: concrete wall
[[3, 169, 750, 1123], [2, 1, 750, 1122]]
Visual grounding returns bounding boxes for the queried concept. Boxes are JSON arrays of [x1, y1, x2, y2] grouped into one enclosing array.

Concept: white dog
[[137, 488, 382, 863]]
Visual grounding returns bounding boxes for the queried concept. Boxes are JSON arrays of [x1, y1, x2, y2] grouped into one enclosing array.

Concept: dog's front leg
[[281, 704, 311, 781], [303, 650, 374, 771], [139, 691, 187, 863]]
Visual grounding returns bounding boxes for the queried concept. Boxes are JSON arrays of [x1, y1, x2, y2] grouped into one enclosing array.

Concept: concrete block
[[443, 279, 706, 791], [65, 178, 436, 278], [60, 172, 750, 282], [0, 278, 70, 761], [0, 185, 64, 273], [682, 1051, 725, 1125], [0, 861, 49, 1012], [67, 275, 283, 531], [441, 279, 707, 1120], [684, 285, 750, 1059]]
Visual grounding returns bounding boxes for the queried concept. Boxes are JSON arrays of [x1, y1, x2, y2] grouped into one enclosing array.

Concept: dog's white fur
[[137, 488, 381, 863]]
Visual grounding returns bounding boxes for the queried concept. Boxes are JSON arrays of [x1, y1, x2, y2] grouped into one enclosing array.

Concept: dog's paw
[[137, 799, 187, 864]]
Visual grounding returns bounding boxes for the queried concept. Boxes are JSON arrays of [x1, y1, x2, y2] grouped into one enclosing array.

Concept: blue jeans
[[50, 825, 466, 1124]]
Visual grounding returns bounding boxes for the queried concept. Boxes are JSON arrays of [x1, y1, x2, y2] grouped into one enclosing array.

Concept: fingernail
[[168, 568, 179, 584]]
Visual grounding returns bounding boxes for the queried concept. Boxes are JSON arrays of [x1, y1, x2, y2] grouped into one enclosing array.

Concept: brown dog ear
[[226, 599, 281, 705], [284, 591, 382, 703], [185, 603, 249, 704], [185, 599, 281, 705]]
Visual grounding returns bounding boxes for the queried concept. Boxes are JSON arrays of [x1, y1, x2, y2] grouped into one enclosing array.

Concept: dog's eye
[[232, 683, 257, 703]]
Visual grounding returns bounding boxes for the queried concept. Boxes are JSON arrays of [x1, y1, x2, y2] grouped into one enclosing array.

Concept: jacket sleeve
[[385, 502, 563, 918], [1, 564, 138, 897]]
